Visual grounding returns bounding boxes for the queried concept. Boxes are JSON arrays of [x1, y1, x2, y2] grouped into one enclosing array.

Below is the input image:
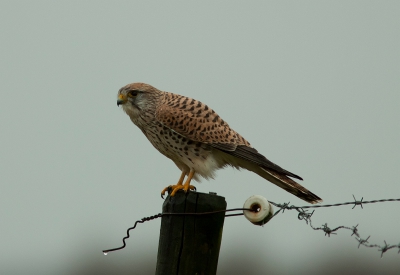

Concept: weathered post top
[[155, 191, 227, 275]]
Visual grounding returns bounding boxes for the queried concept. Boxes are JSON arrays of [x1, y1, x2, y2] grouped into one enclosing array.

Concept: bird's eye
[[128, 90, 139, 97]]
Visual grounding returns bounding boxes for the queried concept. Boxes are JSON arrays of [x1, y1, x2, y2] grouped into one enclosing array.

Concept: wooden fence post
[[155, 191, 227, 275]]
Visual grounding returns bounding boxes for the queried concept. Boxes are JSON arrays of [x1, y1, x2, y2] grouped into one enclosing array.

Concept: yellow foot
[[161, 184, 196, 198]]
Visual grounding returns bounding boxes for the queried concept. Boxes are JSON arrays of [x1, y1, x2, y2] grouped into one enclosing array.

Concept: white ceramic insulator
[[243, 195, 274, 226]]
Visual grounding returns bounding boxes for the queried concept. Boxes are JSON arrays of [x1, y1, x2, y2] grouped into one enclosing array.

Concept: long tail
[[213, 144, 323, 204], [255, 167, 322, 204]]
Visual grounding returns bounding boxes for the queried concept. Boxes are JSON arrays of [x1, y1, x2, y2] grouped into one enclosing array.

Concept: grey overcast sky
[[1, 1, 399, 274]]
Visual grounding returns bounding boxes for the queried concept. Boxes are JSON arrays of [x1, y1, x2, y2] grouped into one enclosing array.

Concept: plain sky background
[[1, 1, 399, 274]]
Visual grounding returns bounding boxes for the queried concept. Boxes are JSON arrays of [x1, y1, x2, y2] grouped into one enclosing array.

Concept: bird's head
[[117, 83, 160, 117]]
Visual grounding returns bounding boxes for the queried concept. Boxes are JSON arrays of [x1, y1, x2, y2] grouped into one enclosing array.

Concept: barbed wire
[[269, 195, 400, 257], [102, 195, 400, 257]]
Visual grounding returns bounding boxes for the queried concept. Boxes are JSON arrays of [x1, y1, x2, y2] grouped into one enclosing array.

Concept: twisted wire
[[102, 195, 400, 257], [102, 208, 252, 254]]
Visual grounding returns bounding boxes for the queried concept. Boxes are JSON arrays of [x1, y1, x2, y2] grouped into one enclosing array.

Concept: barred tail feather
[[257, 167, 322, 204]]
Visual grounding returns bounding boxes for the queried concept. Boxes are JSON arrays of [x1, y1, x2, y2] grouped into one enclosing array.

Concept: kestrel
[[117, 83, 322, 204]]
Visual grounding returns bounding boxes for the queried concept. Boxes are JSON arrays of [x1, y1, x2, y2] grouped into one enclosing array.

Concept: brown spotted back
[[155, 92, 251, 147]]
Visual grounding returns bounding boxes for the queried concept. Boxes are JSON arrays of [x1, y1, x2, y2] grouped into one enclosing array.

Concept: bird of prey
[[117, 83, 322, 204]]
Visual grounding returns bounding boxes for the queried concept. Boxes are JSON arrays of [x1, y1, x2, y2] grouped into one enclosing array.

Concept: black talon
[[161, 186, 174, 199]]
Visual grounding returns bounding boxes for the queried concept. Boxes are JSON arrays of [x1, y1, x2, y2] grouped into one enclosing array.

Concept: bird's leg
[[161, 170, 196, 198], [171, 169, 196, 196]]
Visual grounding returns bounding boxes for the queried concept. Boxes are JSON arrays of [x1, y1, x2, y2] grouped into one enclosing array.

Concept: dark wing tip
[[222, 145, 303, 180], [306, 191, 323, 204], [287, 172, 303, 181]]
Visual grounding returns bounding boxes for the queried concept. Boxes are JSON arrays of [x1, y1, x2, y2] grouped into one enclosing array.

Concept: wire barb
[[297, 209, 314, 223], [379, 241, 390, 258], [356, 236, 370, 248], [351, 224, 359, 236], [352, 195, 364, 209]]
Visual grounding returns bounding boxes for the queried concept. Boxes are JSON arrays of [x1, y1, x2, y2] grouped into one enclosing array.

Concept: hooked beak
[[117, 94, 127, 106]]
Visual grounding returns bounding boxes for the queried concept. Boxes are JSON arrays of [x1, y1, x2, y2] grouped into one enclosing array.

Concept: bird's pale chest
[[142, 122, 212, 167]]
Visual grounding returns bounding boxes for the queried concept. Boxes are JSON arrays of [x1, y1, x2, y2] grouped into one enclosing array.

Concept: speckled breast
[[143, 121, 212, 168]]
